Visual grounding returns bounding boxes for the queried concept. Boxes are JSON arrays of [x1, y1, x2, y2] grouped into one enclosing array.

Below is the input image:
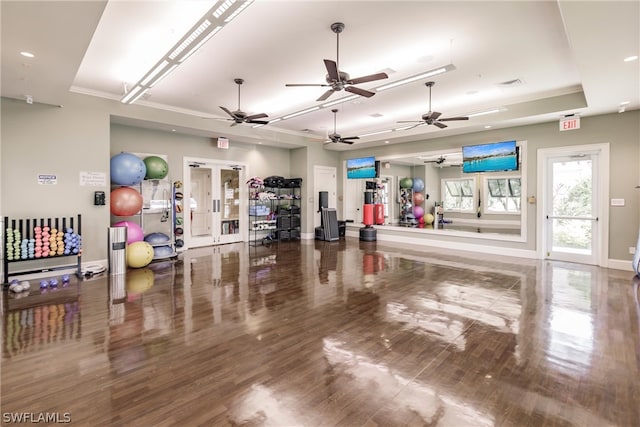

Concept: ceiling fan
[[398, 81, 469, 129], [326, 109, 359, 144], [424, 156, 447, 165], [219, 78, 269, 127], [285, 22, 389, 102]]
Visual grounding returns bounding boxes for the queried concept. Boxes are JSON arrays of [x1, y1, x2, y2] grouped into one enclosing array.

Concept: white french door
[[186, 159, 246, 248], [539, 144, 609, 266]]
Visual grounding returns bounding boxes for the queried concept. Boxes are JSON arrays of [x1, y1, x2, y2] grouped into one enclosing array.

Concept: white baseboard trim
[[301, 232, 314, 240], [608, 259, 633, 272], [346, 229, 537, 259]]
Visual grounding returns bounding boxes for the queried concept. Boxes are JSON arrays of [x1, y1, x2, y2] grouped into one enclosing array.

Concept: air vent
[[369, 113, 384, 118]]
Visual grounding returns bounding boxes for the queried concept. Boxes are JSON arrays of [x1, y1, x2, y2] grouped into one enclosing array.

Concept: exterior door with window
[[544, 154, 599, 265]]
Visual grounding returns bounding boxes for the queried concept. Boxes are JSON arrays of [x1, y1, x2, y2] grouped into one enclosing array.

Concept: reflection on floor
[[2, 239, 638, 426]]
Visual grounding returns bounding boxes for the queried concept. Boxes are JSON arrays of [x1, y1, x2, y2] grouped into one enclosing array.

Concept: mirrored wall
[[343, 141, 527, 241]]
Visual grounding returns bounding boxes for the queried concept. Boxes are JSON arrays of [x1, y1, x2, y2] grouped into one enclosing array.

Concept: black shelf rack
[[3, 215, 82, 285], [248, 178, 302, 246]]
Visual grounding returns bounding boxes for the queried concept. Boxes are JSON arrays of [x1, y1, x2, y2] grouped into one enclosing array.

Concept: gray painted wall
[[2, 92, 638, 265], [340, 111, 640, 260]]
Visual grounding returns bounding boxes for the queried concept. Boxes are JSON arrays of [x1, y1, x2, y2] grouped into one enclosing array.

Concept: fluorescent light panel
[[213, 0, 235, 18], [466, 108, 503, 117], [321, 95, 359, 108], [121, 0, 253, 104], [149, 64, 179, 88], [376, 64, 455, 91], [140, 60, 169, 86], [178, 26, 221, 63], [225, 0, 253, 22], [282, 107, 319, 119], [169, 20, 211, 60], [359, 129, 392, 138]]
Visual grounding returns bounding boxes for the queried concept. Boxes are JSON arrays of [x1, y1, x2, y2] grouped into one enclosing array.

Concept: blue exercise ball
[[153, 245, 174, 259], [110, 152, 146, 185], [144, 232, 170, 245], [413, 178, 425, 192]]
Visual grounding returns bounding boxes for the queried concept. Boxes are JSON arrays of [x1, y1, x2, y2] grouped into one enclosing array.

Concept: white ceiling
[[2, 1, 638, 161]]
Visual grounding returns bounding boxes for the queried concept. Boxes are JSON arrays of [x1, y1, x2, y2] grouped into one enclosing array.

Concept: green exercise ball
[[143, 156, 169, 180], [400, 177, 414, 189]]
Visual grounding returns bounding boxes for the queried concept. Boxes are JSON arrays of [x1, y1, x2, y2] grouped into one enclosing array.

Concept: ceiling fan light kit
[[286, 22, 389, 102], [219, 78, 269, 127], [327, 108, 359, 144], [397, 81, 469, 130]]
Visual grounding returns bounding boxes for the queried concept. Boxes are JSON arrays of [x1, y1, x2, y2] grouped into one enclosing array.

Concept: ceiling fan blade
[[247, 120, 269, 125], [347, 72, 389, 85], [285, 83, 328, 87], [323, 59, 340, 81], [406, 123, 425, 130], [229, 121, 239, 127], [317, 89, 336, 101], [345, 86, 375, 98], [439, 116, 470, 121], [397, 120, 424, 124], [245, 112, 268, 120], [433, 121, 448, 129], [429, 111, 442, 120], [340, 139, 355, 145], [342, 136, 360, 141], [220, 106, 236, 119]]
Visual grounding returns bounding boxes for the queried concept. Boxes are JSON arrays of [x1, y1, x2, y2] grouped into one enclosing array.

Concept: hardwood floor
[[2, 238, 639, 426]]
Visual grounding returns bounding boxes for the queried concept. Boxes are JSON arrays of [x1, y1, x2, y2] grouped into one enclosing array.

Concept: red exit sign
[[559, 116, 580, 131]]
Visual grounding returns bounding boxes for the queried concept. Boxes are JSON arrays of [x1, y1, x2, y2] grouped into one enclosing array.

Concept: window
[[486, 177, 521, 213], [442, 178, 475, 212]]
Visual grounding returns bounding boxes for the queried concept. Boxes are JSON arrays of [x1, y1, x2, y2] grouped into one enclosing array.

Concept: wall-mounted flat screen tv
[[347, 156, 377, 179], [462, 140, 518, 173]]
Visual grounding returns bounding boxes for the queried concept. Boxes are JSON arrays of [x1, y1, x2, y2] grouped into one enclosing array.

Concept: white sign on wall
[[80, 171, 107, 186], [37, 174, 57, 185]]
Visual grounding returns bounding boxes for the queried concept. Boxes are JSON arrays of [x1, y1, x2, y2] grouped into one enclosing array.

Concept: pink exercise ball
[[110, 187, 143, 216], [413, 192, 425, 206], [112, 221, 144, 244], [413, 206, 425, 219]]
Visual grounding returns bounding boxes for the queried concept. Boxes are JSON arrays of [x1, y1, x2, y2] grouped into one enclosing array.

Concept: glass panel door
[[545, 155, 598, 264], [190, 167, 212, 239], [217, 167, 242, 244], [188, 163, 244, 248]]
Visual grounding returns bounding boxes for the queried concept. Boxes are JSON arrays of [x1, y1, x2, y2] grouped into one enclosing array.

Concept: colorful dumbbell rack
[[3, 215, 82, 285]]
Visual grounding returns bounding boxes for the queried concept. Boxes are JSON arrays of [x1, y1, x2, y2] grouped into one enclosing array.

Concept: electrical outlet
[[630, 246, 636, 255]]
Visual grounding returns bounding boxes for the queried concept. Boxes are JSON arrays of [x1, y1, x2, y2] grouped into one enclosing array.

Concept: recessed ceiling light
[[385, 141, 390, 144], [484, 125, 492, 129], [620, 101, 630, 106], [20, 51, 34, 58], [623, 55, 638, 62]]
